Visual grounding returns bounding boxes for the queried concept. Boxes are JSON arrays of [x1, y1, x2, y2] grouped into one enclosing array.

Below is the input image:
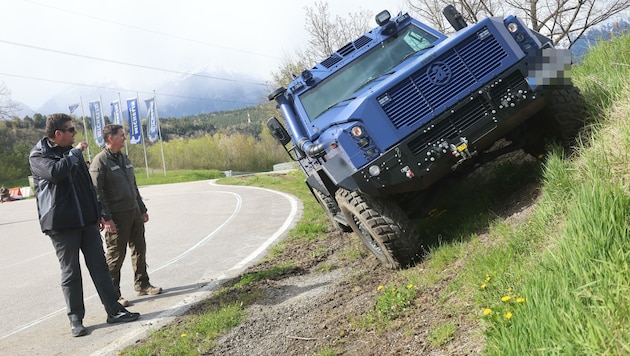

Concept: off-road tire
[[520, 85, 586, 156], [312, 188, 352, 233], [335, 188, 421, 269], [545, 85, 587, 148]]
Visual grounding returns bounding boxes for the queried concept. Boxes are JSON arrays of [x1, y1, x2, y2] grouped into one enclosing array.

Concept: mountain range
[[14, 71, 269, 119]]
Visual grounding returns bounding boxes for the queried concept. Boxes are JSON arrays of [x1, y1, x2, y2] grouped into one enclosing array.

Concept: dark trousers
[[105, 207, 150, 295], [48, 224, 122, 322]]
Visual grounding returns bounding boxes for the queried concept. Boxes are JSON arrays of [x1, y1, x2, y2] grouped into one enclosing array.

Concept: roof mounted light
[[375, 10, 391, 26], [507, 22, 519, 33]]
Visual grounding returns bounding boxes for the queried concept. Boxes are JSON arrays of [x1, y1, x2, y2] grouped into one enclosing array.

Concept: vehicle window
[[300, 25, 438, 122]]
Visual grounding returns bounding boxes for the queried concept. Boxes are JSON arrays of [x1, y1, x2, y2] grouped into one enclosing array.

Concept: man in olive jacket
[[29, 114, 140, 337], [89, 124, 161, 307]]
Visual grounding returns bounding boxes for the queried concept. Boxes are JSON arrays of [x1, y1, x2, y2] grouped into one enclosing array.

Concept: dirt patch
[[207, 151, 542, 355]]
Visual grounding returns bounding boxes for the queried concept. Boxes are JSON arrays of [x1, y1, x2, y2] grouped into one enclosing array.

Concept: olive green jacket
[[89, 148, 147, 220]]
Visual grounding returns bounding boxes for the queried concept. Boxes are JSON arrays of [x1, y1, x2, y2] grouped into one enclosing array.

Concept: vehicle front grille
[[407, 71, 528, 155], [381, 27, 508, 130]]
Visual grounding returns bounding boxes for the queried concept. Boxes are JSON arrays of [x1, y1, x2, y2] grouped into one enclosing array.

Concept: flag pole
[[153, 90, 166, 176], [99, 94, 105, 149], [137, 92, 150, 178], [79, 96, 91, 161], [118, 92, 129, 156]]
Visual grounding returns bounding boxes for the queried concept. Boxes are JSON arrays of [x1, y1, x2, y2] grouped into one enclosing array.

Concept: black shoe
[[71, 320, 87, 337], [106, 308, 140, 324]]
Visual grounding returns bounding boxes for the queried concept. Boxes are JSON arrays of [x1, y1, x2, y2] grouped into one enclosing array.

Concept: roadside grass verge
[[121, 34, 629, 354], [456, 34, 630, 354], [134, 169, 224, 186], [5, 169, 224, 196]]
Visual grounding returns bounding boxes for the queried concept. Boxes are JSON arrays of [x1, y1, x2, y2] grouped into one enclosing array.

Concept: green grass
[[120, 34, 630, 355], [470, 34, 630, 355], [125, 301, 246, 355], [134, 168, 224, 186], [233, 263, 296, 287], [5, 168, 224, 193]]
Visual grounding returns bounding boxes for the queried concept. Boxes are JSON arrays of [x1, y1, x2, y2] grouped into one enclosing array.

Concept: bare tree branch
[[0, 82, 18, 120], [409, 0, 630, 47], [270, 1, 372, 90]]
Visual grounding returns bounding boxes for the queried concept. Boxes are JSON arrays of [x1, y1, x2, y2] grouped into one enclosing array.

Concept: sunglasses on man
[[58, 127, 76, 133]]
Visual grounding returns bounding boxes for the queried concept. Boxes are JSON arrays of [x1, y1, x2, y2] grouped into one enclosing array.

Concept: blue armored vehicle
[[267, 6, 585, 268]]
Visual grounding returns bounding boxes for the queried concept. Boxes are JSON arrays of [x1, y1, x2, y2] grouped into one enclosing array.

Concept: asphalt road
[[0, 179, 301, 355]]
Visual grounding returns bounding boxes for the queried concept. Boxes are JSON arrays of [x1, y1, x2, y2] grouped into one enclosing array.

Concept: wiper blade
[[326, 97, 355, 111], [317, 96, 356, 119], [355, 71, 396, 92], [401, 44, 435, 62]]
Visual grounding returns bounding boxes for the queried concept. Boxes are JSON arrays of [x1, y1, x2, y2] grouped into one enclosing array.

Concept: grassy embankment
[[121, 33, 630, 355]]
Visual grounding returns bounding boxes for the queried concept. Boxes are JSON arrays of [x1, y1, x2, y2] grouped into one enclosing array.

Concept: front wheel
[[311, 188, 351, 233], [335, 188, 421, 269]]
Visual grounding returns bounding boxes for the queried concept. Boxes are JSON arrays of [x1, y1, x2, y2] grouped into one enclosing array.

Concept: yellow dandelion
[[407, 283, 414, 289], [507, 287, 512, 292], [485, 276, 491, 282], [181, 333, 187, 337], [483, 308, 492, 315], [481, 283, 487, 289], [501, 295, 512, 302], [517, 297, 526, 303], [391, 287, 396, 292], [377, 285, 384, 291], [504, 312, 513, 319]]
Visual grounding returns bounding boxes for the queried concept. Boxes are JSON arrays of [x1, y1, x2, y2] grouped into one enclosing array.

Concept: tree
[[0, 82, 18, 120], [407, 0, 630, 47], [270, 1, 374, 90], [300, 2, 373, 64], [33, 113, 46, 129]]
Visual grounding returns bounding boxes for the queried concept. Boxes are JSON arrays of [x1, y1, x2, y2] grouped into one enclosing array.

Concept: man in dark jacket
[[29, 113, 140, 337], [90, 124, 161, 307]]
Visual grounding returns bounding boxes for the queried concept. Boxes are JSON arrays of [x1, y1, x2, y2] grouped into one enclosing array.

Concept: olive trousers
[[104, 207, 151, 296]]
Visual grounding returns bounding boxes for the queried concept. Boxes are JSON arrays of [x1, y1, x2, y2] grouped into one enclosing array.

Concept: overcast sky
[[0, 0, 409, 110]]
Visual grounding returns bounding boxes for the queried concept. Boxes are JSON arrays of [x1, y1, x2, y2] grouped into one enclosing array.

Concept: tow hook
[[401, 165, 414, 179], [450, 137, 477, 170]]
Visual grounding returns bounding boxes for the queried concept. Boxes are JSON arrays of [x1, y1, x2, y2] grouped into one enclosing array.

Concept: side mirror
[[375, 10, 391, 26], [442, 5, 467, 31], [266, 117, 291, 146]]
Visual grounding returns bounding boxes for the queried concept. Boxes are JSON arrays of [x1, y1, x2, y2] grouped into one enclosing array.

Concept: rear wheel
[[520, 85, 587, 157], [544, 85, 587, 148], [335, 188, 421, 269]]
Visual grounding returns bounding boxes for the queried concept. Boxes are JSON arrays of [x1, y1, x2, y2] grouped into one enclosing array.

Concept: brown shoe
[[136, 285, 162, 296], [118, 296, 129, 307]]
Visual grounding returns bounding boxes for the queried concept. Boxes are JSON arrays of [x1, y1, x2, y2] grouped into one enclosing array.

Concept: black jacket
[[29, 137, 100, 233]]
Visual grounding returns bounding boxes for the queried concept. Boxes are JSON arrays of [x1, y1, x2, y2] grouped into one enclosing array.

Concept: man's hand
[[75, 141, 88, 151], [142, 213, 149, 223], [103, 218, 117, 233]]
